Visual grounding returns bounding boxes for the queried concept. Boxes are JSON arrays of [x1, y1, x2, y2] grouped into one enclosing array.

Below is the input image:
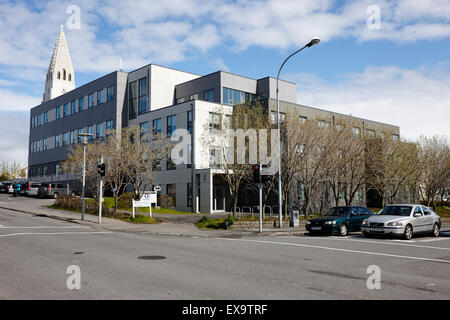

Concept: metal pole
[[259, 164, 263, 233], [98, 156, 103, 224], [81, 143, 86, 221], [275, 39, 318, 228]]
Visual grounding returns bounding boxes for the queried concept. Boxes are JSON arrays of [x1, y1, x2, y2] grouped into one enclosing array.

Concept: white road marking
[[418, 238, 450, 242], [304, 236, 450, 251], [0, 226, 90, 229], [218, 238, 450, 264], [0, 231, 113, 237]]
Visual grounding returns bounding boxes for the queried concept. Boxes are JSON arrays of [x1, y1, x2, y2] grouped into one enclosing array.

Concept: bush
[[53, 195, 114, 217], [159, 194, 174, 208], [117, 192, 134, 210]]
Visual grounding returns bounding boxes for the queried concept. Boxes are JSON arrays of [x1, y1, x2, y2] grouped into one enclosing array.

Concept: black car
[[0, 182, 13, 193], [306, 206, 375, 236]]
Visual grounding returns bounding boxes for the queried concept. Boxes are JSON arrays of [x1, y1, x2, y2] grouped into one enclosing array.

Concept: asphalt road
[[1, 207, 450, 299]]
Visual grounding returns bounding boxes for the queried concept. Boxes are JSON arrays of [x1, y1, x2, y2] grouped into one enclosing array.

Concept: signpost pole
[[259, 163, 263, 233]]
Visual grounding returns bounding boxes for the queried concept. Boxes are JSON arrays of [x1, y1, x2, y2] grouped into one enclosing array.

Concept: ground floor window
[[167, 184, 176, 206]]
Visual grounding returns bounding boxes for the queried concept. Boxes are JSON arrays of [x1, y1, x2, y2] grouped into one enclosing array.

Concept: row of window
[[30, 120, 115, 154], [129, 77, 149, 119], [32, 85, 115, 128], [222, 87, 257, 106]]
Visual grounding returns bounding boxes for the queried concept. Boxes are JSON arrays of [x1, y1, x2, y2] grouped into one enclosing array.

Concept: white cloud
[[0, 89, 41, 112], [286, 63, 450, 140], [0, 111, 29, 166]]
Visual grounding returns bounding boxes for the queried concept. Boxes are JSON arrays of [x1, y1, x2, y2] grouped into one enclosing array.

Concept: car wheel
[[403, 224, 413, 240], [432, 223, 440, 237], [339, 224, 348, 237]]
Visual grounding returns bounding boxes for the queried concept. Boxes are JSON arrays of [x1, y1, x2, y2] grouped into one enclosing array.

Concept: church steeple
[[42, 25, 75, 102]]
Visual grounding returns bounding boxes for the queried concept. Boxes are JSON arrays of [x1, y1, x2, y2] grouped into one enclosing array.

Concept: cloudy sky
[[0, 0, 449, 167]]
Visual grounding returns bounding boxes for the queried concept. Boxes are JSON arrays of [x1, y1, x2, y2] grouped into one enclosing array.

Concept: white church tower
[[42, 25, 75, 102]]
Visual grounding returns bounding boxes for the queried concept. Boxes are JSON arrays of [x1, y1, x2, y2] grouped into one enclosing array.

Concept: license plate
[[311, 227, 321, 231], [370, 228, 384, 232]]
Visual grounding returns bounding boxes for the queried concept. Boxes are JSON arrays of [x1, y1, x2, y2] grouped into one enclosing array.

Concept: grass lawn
[[102, 196, 204, 214]]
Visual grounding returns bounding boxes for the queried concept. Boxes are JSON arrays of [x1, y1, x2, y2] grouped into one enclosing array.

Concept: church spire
[[42, 25, 75, 102]]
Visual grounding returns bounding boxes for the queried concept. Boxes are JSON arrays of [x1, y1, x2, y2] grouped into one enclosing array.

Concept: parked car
[[0, 182, 12, 193], [361, 204, 441, 240], [37, 182, 70, 198], [26, 183, 42, 197], [306, 206, 375, 236]]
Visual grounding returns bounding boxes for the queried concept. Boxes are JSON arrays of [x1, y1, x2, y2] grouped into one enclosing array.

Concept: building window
[[209, 112, 221, 131], [176, 97, 185, 104], [138, 77, 148, 115], [79, 97, 85, 111], [353, 127, 361, 137], [77, 128, 84, 142], [55, 135, 60, 148], [166, 184, 176, 205], [392, 134, 399, 141], [106, 120, 114, 131], [88, 125, 94, 140], [152, 118, 162, 134], [63, 103, 69, 117], [209, 147, 221, 168], [365, 129, 375, 137], [44, 112, 48, 124], [96, 123, 103, 138], [56, 164, 60, 176], [43, 166, 48, 176], [88, 93, 94, 108], [187, 111, 192, 134], [270, 111, 286, 124], [152, 159, 161, 171], [36, 140, 41, 152], [299, 116, 307, 124], [63, 132, 68, 145], [139, 121, 148, 140], [71, 100, 76, 114], [224, 115, 232, 129], [70, 130, 76, 144], [37, 113, 42, 126], [318, 120, 330, 128], [167, 115, 176, 136], [43, 138, 47, 151], [167, 158, 176, 170], [222, 87, 256, 105], [204, 88, 215, 102], [189, 93, 198, 100], [97, 89, 103, 105], [129, 80, 138, 119], [107, 86, 114, 102]]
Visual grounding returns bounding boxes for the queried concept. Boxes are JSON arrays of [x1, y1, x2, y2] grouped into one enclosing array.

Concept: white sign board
[[132, 191, 157, 218]]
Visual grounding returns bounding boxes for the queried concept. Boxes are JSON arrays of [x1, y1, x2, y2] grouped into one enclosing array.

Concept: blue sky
[[0, 0, 450, 166]]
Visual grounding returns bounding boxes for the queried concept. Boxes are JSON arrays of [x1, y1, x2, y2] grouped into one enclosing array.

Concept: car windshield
[[322, 207, 350, 216], [378, 206, 412, 216]]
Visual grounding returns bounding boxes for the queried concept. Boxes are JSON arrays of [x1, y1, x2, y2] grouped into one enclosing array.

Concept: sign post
[[97, 156, 105, 224], [132, 191, 157, 218]]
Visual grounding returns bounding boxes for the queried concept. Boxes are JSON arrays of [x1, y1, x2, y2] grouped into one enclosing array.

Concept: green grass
[[435, 206, 450, 218], [196, 215, 234, 230], [102, 196, 205, 214], [122, 215, 161, 224]]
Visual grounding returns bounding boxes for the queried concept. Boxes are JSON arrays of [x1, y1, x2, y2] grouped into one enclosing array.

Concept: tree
[[290, 119, 328, 218], [418, 135, 450, 207], [127, 126, 171, 200], [61, 141, 104, 200]]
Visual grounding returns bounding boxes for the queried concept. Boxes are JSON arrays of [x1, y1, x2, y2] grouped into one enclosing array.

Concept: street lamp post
[[78, 133, 93, 221], [276, 37, 320, 228]]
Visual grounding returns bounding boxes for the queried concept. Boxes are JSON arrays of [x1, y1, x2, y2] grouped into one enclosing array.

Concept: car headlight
[[361, 219, 368, 226], [387, 221, 403, 227], [306, 221, 311, 225]]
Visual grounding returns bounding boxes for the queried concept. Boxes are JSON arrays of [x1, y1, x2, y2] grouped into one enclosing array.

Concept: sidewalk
[[0, 194, 306, 238]]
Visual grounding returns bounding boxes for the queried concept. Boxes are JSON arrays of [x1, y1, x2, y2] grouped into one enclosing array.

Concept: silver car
[[361, 204, 441, 240]]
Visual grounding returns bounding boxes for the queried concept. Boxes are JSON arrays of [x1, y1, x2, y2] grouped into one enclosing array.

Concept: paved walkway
[[0, 194, 305, 238]]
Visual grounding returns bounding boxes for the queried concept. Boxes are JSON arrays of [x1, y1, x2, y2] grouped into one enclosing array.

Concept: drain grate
[[137, 255, 167, 260]]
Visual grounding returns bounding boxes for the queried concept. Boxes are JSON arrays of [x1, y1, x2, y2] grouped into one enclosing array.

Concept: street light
[[276, 37, 320, 228], [78, 132, 93, 220]]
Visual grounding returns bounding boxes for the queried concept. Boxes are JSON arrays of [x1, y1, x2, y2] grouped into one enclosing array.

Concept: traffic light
[[97, 163, 106, 176], [252, 164, 260, 182]]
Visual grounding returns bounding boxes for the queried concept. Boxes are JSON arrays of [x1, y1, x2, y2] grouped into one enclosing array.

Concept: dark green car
[[306, 206, 375, 236]]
